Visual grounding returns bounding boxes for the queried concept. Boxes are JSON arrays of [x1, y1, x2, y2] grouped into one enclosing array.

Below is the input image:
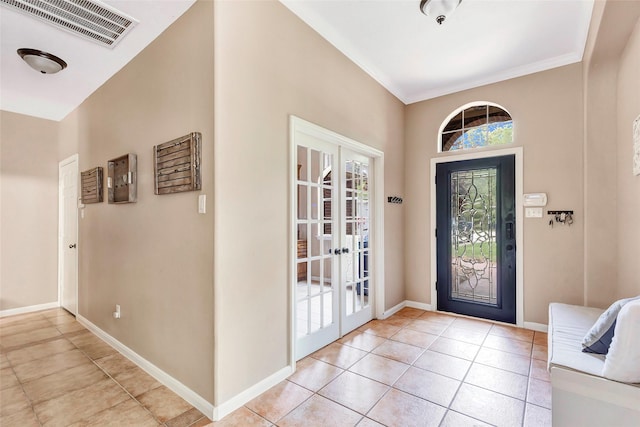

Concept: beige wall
[[214, 0, 405, 404], [405, 64, 585, 324], [59, 1, 215, 402], [0, 112, 60, 310], [616, 16, 640, 299]]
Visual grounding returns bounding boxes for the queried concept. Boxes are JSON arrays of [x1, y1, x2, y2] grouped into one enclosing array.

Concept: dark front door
[[436, 155, 516, 323]]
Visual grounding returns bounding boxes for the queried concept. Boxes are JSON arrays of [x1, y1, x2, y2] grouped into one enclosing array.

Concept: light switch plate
[[525, 207, 543, 218], [198, 194, 206, 214]]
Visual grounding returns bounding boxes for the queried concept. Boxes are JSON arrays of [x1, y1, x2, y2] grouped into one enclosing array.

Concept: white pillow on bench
[[603, 299, 640, 383]]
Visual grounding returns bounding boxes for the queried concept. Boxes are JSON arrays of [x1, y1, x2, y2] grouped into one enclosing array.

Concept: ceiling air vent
[[1, 0, 138, 48]]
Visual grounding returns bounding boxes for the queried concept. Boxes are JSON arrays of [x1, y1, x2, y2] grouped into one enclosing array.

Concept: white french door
[[293, 121, 376, 360]]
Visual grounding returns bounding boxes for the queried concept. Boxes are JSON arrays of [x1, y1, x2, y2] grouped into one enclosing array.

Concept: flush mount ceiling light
[[17, 48, 67, 74], [420, 0, 462, 25]]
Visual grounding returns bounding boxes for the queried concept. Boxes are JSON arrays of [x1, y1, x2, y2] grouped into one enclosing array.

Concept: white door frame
[[289, 116, 385, 365], [430, 146, 524, 327], [58, 154, 79, 315]]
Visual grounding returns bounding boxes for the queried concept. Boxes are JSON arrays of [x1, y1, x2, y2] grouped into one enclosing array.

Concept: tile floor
[[216, 307, 551, 427], [1, 307, 551, 427], [0, 308, 212, 426]]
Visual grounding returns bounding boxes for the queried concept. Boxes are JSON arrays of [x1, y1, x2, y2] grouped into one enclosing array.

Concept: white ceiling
[[280, 0, 595, 104], [0, 0, 196, 121], [1, 1, 595, 121]]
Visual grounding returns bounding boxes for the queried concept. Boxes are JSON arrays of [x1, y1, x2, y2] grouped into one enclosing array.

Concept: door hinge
[[435, 228, 437, 238], [435, 281, 438, 291]]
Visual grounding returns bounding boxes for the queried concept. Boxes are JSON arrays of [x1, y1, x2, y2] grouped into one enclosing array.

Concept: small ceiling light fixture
[[17, 48, 67, 74], [420, 0, 462, 25]]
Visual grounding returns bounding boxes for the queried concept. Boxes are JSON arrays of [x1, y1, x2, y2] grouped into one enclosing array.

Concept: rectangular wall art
[[153, 132, 202, 195]]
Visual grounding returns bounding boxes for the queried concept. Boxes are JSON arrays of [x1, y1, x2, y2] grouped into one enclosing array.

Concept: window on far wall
[[440, 102, 513, 152]]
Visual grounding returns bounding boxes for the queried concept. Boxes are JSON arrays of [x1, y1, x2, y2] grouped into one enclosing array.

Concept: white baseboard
[[213, 365, 294, 421], [0, 301, 59, 318], [405, 300, 433, 311], [76, 315, 214, 419], [378, 300, 405, 319], [524, 321, 548, 333]]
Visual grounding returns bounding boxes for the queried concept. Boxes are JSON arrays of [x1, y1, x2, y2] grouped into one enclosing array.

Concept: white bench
[[548, 303, 640, 426]]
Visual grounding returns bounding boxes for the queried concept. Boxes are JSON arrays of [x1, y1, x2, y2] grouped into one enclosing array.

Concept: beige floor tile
[[483, 334, 533, 357], [395, 307, 426, 319], [530, 358, 551, 382], [527, 378, 552, 409], [394, 367, 460, 407], [278, 394, 362, 427], [114, 366, 162, 397], [137, 385, 194, 423], [319, 371, 389, 414], [13, 348, 91, 383], [405, 319, 449, 335], [368, 388, 446, 427], [1, 367, 20, 390], [0, 406, 40, 426], [0, 312, 44, 327], [450, 317, 493, 333], [489, 324, 535, 343], [475, 347, 531, 376], [46, 313, 77, 326], [418, 312, 455, 324], [356, 418, 384, 427], [68, 333, 116, 360], [0, 319, 53, 337], [413, 350, 471, 381], [192, 419, 215, 427], [338, 331, 386, 352], [246, 380, 312, 422], [441, 326, 488, 345], [532, 344, 548, 361], [358, 320, 401, 338], [348, 354, 409, 385], [33, 378, 130, 425], [288, 357, 343, 392], [464, 363, 528, 399], [534, 331, 548, 346], [371, 340, 424, 365], [166, 407, 207, 427], [0, 327, 61, 350], [524, 403, 552, 427], [1, 385, 31, 417], [429, 337, 480, 361], [6, 337, 75, 366], [56, 321, 86, 335], [94, 352, 138, 377], [380, 315, 413, 328], [451, 383, 524, 427], [311, 342, 367, 369], [0, 354, 10, 369], [440, 410, 491, 427], [212, 407, 270, 426], [22, 362, 107, 404], [389, 329, 438, 348], [68, 398, 159, 426], [40, 309, 69, 319]]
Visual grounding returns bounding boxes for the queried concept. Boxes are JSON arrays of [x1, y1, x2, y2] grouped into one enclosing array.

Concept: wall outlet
[[113, 304, 121, 319]]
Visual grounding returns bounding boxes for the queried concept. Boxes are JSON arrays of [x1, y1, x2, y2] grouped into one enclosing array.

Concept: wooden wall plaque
[[81, 167, 103, 204], [107, 153, 137, 204], [154, 132, 202, 195]]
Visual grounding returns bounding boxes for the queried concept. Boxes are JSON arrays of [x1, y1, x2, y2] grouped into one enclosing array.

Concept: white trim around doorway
[[289, 116, 385, 368], [429, 147, 524, 327], [58, 153, 79, 315]]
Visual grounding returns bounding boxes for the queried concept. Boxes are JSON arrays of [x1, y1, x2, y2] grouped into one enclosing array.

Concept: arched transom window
[[439, 102, 513, 152]]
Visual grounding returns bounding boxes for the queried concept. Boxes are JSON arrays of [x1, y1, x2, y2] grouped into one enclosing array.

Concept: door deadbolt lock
[[333, 248, 341, 255], [342, 247, 349, 254], [69, 244, 77, 249]]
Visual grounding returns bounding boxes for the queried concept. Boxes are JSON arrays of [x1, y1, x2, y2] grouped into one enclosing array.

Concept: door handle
[[69, 244, 76, 249], [506, 222, 514, 240], [333, 248, 341, 255], [342, 247, 349, 254]]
